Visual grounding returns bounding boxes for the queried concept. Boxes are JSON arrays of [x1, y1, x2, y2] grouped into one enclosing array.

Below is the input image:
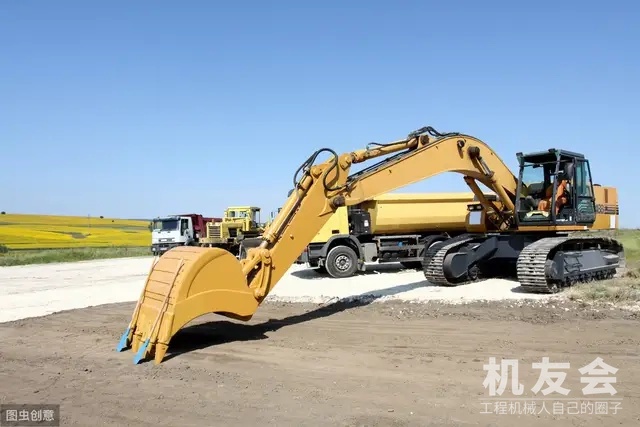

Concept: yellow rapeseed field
[[0, 213, 151, 250]]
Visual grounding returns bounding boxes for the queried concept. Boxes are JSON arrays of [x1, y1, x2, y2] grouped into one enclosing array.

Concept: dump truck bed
[[358, 192, 487, 235]]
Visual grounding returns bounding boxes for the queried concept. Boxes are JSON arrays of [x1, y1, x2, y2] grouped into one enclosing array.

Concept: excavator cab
[[515, 149, 596, 226]]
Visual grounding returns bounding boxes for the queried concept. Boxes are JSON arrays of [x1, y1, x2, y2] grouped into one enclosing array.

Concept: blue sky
[[1, 1, 638, 226]]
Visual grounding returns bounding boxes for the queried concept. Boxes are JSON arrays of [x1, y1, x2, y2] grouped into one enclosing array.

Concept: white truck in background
[[150, 213, 221, 256]]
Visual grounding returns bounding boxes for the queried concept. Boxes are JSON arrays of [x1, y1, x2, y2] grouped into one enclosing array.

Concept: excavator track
[[516, 236, 571, 293], [516, 235, 622, 294], [422, 233, 623, 293], [422, 234, 477, 286]]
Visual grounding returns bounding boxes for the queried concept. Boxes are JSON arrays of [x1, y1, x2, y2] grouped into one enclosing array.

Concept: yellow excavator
[[116, 126, 623, 364]]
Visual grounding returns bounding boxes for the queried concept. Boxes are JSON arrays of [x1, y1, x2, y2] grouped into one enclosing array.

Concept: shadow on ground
[[156, 273, 540, 362], [290, 262, 416, 279], [163, 280, 426, 362]]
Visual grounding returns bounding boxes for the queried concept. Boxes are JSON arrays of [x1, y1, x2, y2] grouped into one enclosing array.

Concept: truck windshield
[[152, 219, 179, 231]]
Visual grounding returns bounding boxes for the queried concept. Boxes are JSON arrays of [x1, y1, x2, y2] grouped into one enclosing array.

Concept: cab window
[[575, 160, 593, 197]]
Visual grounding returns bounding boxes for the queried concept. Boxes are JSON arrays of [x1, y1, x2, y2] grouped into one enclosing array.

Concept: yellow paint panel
[[309, 192, 482, 243], [0, 214, 150, 249], [360, 192, 476, 234], [312, 207, 349, 243]]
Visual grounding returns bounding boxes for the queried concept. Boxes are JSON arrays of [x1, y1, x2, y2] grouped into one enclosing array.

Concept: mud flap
[[115, 246, 258, 364]]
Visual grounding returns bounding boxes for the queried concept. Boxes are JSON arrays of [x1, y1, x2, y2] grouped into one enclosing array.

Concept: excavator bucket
[[115, 246, 258, 364]]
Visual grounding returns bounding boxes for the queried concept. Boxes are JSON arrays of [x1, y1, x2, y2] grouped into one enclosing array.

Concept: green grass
[[565, 229, 640, 304], [566, 276, 640, 304], [0, 246, 152, 267]]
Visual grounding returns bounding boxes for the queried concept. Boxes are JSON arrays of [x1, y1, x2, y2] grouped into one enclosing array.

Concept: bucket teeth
[[115, 247, 257, 366], [129, 340, 168, 365], [115, 256, 159, 354], [115, 328, 132, 352], [154, 344, 169, 365], [133, 339, 151, 364], [116, 256, 184, 364], [125, 336, 169, 364]]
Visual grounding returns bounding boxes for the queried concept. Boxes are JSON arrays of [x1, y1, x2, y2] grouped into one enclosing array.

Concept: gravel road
[[0, 256, 551, 323]]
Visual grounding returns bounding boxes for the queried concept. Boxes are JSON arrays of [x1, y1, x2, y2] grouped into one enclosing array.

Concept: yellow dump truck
[[296, 192, 493, 278]]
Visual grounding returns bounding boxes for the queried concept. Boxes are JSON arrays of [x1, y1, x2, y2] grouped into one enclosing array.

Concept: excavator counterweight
[[117, 126, 623, 365]]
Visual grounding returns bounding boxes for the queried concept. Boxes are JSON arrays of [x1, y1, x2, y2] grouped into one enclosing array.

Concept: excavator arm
[[117, 126, 520, 364]]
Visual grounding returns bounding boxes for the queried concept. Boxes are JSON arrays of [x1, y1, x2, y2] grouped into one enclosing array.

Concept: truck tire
[[325, 245, 359, 278]]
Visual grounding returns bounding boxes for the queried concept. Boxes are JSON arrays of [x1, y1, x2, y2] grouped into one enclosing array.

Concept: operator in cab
[[537, 164, 571, 215]]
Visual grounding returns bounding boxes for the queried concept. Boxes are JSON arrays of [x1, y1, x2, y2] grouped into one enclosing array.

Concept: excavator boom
[[116, 126, 623, 365]]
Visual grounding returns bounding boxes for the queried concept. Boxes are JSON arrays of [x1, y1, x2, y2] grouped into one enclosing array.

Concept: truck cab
[[199, 206, 263, 255], [150, 215, 194, 256], [224, 206, 261, 231]]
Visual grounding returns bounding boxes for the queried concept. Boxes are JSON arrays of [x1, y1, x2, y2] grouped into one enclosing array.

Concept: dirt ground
[[1, 299, 639, 426]]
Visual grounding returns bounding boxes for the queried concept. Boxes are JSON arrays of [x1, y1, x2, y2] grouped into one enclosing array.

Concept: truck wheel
[[325, 245, 358, 278]]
